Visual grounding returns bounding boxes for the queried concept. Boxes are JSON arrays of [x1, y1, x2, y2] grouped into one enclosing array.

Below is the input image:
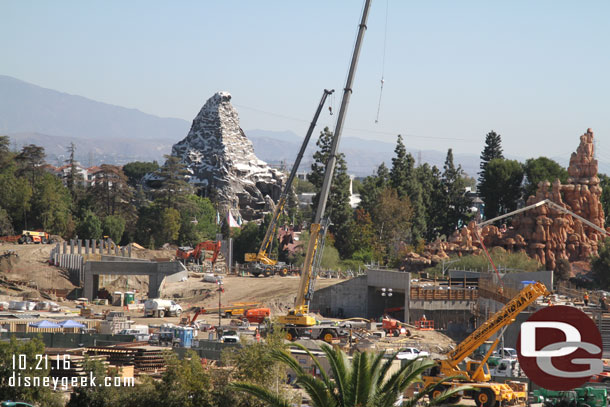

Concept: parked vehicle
[[18, 230, 51, 244], [144, 299, 183, 318], [532, 387, 607, 407], [396, 347, 430, 360]]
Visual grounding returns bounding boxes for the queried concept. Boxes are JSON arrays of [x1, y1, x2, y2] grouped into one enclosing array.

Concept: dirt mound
[[0, 251, 20, 273]]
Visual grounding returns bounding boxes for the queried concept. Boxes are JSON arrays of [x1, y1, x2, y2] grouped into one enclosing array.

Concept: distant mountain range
[[2, 74, 567, 177]]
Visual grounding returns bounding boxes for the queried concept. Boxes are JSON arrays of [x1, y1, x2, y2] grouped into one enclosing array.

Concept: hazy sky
[[2, 1, 610, 170]]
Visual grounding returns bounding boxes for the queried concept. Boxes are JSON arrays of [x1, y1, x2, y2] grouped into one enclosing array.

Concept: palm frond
[[231, 382, 292, 407], [320, 343, 350, 406], [295, 374, 337, 407]]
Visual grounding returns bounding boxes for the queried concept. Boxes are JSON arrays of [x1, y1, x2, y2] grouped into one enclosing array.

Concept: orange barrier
[[414, 319, 434, 330]]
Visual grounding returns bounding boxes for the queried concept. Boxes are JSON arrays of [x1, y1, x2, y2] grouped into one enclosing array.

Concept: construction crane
[[244, 89, 335, 277], [176, 241, 222, 266], [423, 281, 550, 407], [277, 0, 372, 342]]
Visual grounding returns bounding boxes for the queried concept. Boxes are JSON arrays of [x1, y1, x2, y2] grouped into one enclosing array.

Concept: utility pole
[[217, 281, 223, 332]]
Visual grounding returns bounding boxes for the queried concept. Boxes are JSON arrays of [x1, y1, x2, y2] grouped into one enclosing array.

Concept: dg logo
[[517, 305, 603, 390]]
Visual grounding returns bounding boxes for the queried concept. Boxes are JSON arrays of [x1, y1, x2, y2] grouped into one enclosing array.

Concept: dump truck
[[144, 299, 183, 318]]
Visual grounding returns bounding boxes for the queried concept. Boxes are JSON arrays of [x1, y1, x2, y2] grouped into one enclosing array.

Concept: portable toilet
[[124, 292, 135, 305], [113, 292, 123, 306]]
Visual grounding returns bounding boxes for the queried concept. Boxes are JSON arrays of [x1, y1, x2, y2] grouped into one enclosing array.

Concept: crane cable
[[375, 0, 389, 124]]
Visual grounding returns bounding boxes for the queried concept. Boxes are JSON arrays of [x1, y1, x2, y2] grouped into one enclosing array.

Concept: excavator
[[277, 0, 371, 342], [244, 89, 334, 277], [176, 241, 221, 266], [423, 281, 550, 407]]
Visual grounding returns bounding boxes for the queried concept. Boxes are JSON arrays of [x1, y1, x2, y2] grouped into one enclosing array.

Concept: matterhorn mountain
[[171, 91, 286, 221]]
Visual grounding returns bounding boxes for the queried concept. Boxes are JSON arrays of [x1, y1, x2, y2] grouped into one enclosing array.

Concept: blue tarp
[[58, 320, 86, 328], [29, 320, 61, 328]]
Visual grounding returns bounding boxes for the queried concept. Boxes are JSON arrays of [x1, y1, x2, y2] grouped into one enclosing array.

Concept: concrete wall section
[[84, 261, 184, 300], [366, 269, 411, 322], [310, 276, 367, 319]]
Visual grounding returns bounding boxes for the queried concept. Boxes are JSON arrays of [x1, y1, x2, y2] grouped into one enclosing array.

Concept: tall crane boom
[[290, 0, 372, 321], [244, 89, 334, 277]]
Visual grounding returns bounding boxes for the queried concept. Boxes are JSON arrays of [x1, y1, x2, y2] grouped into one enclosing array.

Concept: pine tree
[[479, 130, 504, 185], [390, 135, 409, 195], [441, 148, 472, 236], [308, 127, 354, 258], [64, 142, 84, 200], [359, 162, 390, 215], [155, 155, 193, 209], [416, 163, 443, 241]]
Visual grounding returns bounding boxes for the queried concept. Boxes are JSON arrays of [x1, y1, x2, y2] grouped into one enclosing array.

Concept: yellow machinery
[[244, 89, 334, 277], [424, 281, 550, 407], [277, 0, 372, 342]]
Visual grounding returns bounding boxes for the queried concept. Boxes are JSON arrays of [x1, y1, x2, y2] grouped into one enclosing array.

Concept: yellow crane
[[423, 281, 550, 407], [277, 0, 372, 340], [244, 89, 334, 277]]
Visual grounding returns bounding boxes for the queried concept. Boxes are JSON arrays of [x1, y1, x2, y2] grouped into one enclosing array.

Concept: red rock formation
[[409, 129, 608, 271]]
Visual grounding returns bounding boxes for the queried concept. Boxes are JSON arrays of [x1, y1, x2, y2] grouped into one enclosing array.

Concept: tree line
[[0, 136, 218, 248], [305, 129, 610, 268]]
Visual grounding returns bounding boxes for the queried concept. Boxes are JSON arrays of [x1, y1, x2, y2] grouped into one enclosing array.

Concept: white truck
[[144, 299, 183, 318], [396, 347, 430, 360]]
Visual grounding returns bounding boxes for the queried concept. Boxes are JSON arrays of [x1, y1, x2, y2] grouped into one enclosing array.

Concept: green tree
[[123, 160, 160, 187], [155, 155, 193, 209], [31, 173, 73, 236], [0, 337, 63, 407], [359, 162, 390, 215], [160, 207, 181, 243], [0, 134, 13, 169], [67, 357, 124, 407], [0, 173, 32, 230], [371, 188, 413, 263], [478, 130, 504, 185], [389, 135, 425, 242], [233, 343, 466, 407], [416, 163, 444, 241], [479, 159, 524, 220], [178, 195, 217, 245], [233, 221, 261, 263], [599, 173, 610, 226], [522, 157, 568, 198], [222, 329, 291, 407], [440, 149, 472, 237], [308, 127, 354, 258], [592, 238, 610, 289], [350, 208, 377, 263], [103, 215, 126, 243], [90, 165, 136, 218], [77, 210, 103, 239], [65, 142, 84, 200], [0, 208, 14, 236], [15, 144, 46, 186]]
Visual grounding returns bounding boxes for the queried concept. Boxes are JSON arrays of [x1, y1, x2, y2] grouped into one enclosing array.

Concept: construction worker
[[584, 292, 590, 307], [601, 296, 608, 311]]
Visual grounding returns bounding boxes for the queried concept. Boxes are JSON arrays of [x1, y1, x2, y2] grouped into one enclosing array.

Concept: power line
[[234, 103, 480, 142]]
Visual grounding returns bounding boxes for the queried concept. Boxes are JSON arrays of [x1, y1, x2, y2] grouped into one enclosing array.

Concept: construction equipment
[[382, 316, 411, 337], [532, 387, 607, 407], [423, 281, 550, 407], [243, 308, 270, 324], [17, 230, 51, 244], [244, 88, 334, 277], [277, 0, 371, 343], [176, 241, 221, 266]]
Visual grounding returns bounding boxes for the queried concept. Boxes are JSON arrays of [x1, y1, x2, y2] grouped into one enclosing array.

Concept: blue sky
[[2, 1, 610, 169]]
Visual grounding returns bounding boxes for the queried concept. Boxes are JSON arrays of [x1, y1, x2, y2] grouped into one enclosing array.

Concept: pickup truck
[[396, 347, 430, 360]]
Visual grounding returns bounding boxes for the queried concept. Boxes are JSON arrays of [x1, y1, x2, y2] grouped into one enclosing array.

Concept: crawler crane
[[423, 281, 550, 407]]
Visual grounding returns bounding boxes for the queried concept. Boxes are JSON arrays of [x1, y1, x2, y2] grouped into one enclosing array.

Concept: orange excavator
[[176, 241, 221, 265]]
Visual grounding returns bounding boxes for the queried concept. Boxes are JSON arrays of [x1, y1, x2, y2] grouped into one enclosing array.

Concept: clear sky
[[2, 0, 610, 170]]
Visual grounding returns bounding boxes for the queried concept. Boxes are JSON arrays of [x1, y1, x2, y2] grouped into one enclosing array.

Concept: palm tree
[[232, 343, 468, 407]]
